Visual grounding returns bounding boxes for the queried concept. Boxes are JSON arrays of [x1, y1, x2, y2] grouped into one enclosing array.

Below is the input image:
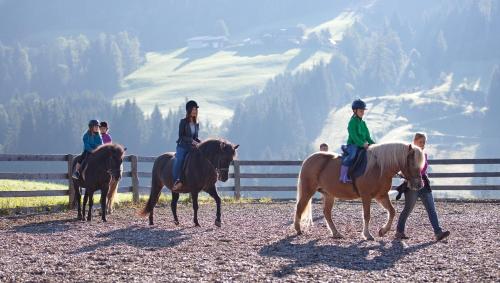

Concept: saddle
[[172, 151, 196, 193], [340, 145, 368, 180]]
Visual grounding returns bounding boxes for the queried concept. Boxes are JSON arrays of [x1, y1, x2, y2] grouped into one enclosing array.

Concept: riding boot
[[339, 165, 352, 184]]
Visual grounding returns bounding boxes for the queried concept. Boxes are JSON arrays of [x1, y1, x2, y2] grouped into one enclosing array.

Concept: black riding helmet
[[351, 99, 367, 110], [99, 121, 108, 128], [186, 100, 199, 113], [88, 119, 100, 127]]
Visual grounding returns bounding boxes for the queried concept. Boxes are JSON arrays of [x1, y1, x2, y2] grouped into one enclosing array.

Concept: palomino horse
[[72, 144, 125, 222], [140, 139, 239, 227], [294, 142, 424, 240]]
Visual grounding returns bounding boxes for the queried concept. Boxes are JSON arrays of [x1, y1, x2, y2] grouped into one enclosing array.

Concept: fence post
[[67, 154, 75, 209], [131, 155, 140, 203], [233, 160, 241, 201]]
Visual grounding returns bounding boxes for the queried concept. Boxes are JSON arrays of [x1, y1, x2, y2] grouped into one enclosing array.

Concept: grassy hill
[[112, 12, 357, 127]]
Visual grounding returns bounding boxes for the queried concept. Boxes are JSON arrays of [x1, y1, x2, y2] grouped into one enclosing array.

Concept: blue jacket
[[83, 131, 103, 153]]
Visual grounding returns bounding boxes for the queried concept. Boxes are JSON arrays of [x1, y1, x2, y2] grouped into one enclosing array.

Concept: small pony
[[72, 144, 126, 222]]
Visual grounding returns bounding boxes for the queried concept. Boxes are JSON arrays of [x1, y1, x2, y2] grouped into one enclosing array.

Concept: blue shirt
[[83, 131, 103, 153]]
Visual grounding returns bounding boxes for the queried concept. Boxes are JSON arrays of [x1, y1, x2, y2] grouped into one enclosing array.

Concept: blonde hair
[[366, 142, 425, 176], [413, 132, 426, 141]]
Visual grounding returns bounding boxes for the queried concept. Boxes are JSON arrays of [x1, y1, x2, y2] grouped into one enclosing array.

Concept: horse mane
[[89, 144, 125, 161], [197, 138, 236, 160], [365, 142, 424, 175]]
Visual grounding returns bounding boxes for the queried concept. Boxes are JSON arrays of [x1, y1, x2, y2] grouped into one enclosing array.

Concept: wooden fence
[[1, 154, 499, 207]]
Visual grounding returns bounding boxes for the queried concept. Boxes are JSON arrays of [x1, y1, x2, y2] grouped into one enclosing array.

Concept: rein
[[193, 145, 230, 180]]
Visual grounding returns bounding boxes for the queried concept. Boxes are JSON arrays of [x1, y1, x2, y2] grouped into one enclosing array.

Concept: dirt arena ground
[[0, 201, 498, 282]]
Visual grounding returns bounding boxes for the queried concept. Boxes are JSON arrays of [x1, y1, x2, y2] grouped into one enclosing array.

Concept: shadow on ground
[[13, 219, 74, 234], [71, 225, 189, 254], [259, 235, 434, 277]]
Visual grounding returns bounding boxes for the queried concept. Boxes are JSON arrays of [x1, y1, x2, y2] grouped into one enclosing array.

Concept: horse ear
[[123, 147, 127, 151], [409, 144, 412, 151], [234, 144, 240, 150]]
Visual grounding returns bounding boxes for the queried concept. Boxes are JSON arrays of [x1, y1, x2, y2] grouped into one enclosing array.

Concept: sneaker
[[395, 232, 409, 240], [72, 171, 80, 180], [435, 231, 450, 241], [172, 180, 183, 192]]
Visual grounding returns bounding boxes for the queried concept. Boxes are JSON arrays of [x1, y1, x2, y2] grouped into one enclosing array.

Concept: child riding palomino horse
[[294, 142, 424, 240]]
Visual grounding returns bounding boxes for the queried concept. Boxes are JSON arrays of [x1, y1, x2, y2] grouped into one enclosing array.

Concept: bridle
[[105, 154, 122, 181], [194, 145, 231, 181]]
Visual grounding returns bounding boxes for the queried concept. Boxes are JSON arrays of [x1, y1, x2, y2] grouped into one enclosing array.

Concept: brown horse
[[72, 144, 125, 222], [140, 139, 239, 227], [294, 142, 424, 240]]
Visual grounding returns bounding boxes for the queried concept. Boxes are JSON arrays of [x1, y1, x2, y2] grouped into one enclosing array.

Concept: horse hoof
[[215, 220, 221, 227], [378, 228, 386, 237], [332, 233, 344, 239], [77, 215, 83, 220], [194, 223, 201, 227], [149, 221, 154, 226], [174, 220, 180, 225], [364, 235, 375, 241], [296, 230, 302, 235], [102, 218, 107, 223]]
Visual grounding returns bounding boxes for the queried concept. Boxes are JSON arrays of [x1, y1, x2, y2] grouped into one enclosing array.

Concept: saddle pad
[[348, 148, 368, 179]]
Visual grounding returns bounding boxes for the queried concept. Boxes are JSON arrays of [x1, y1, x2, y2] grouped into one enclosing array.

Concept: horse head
[[400, 144, 425, 190], [106, 144, 126, 181], [217, 141, 239, 182]]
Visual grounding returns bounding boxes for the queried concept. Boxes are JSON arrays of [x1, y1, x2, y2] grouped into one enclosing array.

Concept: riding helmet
[[88, 119, 100, 127], [351, 99, 367, 110], [186, 100, 199, 112]]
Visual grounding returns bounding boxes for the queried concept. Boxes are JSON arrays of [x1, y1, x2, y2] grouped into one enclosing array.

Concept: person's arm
[[95, 133, 103, 146], [366, 127, 376, 144], [193, 123, 201, 143], [348, 118, 365, 147], [178, 119, 192, 144], [83, 133, 92, 152]]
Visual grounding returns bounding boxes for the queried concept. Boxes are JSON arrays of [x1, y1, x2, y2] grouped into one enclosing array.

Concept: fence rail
[[1, 155, 499, 205]]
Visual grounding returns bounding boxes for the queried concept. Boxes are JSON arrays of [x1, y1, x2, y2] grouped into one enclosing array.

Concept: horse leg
[[171, 192, 180, 225], [361, 196, 374, 240], [206, 186, 222, 227], [191, 192, 200, 227], [82, 193, 88, 221], [106, 179, 118, 215], [294, 178, 316, 235], [87, 192, 94, 221], [376, 194, 395, 237], [75, 183, 83, 220], [323, 194, 343, 238], [101, 186, 108, 222]]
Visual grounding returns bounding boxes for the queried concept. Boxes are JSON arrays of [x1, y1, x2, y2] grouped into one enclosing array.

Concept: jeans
[[342, 144, 359, 166], [396, 187, 443, 235], [172, 144, 189, 182]]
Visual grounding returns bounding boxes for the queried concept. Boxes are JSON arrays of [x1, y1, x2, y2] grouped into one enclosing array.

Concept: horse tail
[[139, 158, 164, 217], [106, 178, 119, 212], [294, 153, 331, 233], [295, 176, 313, 229]]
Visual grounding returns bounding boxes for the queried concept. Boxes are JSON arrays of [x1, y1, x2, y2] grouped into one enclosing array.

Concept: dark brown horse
[[140, 139, 239, 227], [72, 144, 125, 222], [294, 142, 424, 240]]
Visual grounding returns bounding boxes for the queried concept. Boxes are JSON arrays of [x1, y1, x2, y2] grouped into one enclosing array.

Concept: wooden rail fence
[[0, 154, 499, 207]]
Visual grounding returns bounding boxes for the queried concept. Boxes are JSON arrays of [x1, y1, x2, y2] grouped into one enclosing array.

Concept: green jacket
[[347, 115, 375, 148]]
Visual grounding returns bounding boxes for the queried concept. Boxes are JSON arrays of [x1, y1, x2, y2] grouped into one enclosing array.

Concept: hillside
[[112, 12, 358, 126]]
